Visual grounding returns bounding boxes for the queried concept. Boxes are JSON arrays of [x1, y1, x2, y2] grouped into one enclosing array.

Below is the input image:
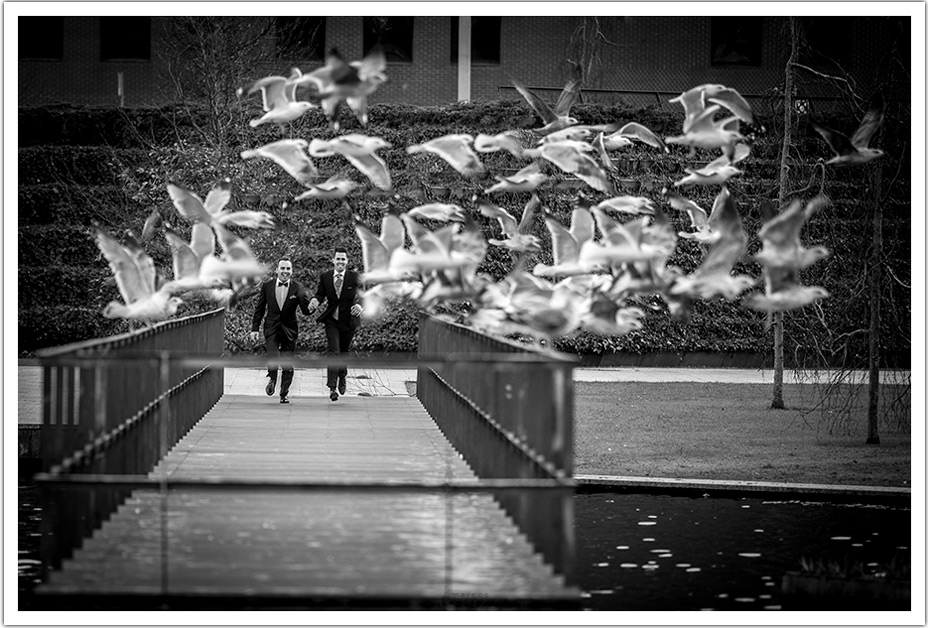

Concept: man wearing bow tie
[[308, 246, 363, 401], [250, 257, 311, 404]]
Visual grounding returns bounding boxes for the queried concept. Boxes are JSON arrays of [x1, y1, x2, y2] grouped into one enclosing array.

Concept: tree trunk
[[866, 159, 883, 444], [772, 17, 798, 410]]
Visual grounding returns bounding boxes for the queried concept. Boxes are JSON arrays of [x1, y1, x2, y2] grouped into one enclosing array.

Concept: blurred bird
[[94, 225, 182, 321], [533, 207, 597, 277], [140, 207, 162, 242], [354, 213, 412, 284], [484, 162, 548, 194], [579, 210, 662, 268], [474, 131, 525, 159], [405, 203, 467, 222], [662, 188, 718, 243], [198, 221, 267, 284], [581, 295, 645, 336], [743, 285, 831, 312], [289, 46, 387, 130], [592, 195, 655, 216], [670, 84, 755, 131], [162, 223, 228, 300], [167, 179, 276, 229], [240, 139, 319, 187], [753, 196, 831, 293], [666, 105, 745, 161], [309, 134, 393, 191], [812, 94, 885, 165], [406, 134, 485, 178], [238, 73, 315, 128], [668, 187, 754, 300], [292, 175, 359, 202], [524, 139, 615, 194], [512, 78, 582, 135], [599, 122, 668, 152], [478, 194, 542, 253]]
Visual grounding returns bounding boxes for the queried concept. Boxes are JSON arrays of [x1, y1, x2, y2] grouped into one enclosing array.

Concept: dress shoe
[[329, 389, 339, 402], [265, 377, 276, 396], [338, 379, 346, 395], [280, 395, 289, 404]]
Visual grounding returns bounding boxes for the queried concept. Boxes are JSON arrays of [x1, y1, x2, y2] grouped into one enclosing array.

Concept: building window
[[20, 16, 64, 60], [799, 17, 855, 67], [100, 17, 151, 61], [710, 17, 762, 66], [363, 17, 413, 62], [276, 16, 325, 60], [450, 17, 501, 64]]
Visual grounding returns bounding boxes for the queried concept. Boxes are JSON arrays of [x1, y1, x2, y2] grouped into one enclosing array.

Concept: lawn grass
[[573, 382, 911, 487]]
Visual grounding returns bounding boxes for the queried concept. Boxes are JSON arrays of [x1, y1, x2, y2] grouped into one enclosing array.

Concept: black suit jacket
[[313, 269, 361, 329], [252, 279, 311, 341]]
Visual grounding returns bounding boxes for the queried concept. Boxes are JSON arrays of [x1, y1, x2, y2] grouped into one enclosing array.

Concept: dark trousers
[[324, 320, 356, 389], [265, 332, 296, 395]]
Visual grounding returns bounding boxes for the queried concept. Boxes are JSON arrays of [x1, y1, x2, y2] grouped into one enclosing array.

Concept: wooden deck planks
[[39, 395, 576, 604]]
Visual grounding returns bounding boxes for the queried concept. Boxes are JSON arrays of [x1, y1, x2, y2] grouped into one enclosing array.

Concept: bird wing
[[518, 194, 540, 233], [705, 86, 753, 124], [341, 148, 392, 191], [94, 226, 152, 303], [164, 226, 201, 281], [419, 135, 484, 177], [590, 207, 636, 247], [811, 123, 855, 157], [380, 213, 406, 254], [167, 182, 212, 223], [354, 216, 390, 274], [756, 198, 804, 250], [553, 79, 582, 117], [663, 190, 709, 231], [512, 79, 557, 125], [478, 202, 518, 237], [616, 122, 666, 151], [669, 87, 707, 133], [543, 214, 581, 265], [203, 178, 232, 217], [850, 96, 884, 149], [247, 76, 290, 110], [698, 190, 747, 276], [190, 221, 216, 262], [568, 206, 595, 245], [212, 221, 255, 262]]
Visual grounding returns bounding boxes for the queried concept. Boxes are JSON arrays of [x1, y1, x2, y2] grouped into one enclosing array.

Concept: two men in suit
[[308, 246, 363, 401], [250, 257, 311, 404]]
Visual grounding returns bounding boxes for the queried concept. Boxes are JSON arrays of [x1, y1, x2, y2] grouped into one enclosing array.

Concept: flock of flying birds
[[92, 46, 886, 344]]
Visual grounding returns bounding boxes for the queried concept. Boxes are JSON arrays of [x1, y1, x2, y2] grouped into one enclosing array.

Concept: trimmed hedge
[[17, 101, 911, 363]]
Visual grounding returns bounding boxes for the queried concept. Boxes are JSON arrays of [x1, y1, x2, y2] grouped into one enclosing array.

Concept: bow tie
[[277, 282, 289, 288]]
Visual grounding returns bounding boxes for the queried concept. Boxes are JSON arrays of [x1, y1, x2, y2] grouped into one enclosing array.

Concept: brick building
[[17, 15, 909, 110]]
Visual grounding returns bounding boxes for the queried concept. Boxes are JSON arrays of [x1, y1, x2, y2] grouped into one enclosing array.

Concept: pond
[[18, 481, 909, 611]]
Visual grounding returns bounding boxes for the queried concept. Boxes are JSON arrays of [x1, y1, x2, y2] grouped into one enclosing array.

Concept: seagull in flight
[[512, 78, 582, 135], [533, 207, 597, 278], [240, 139, 319, 187], [407, 134, 485, 178], [289, 46, 387, 130], [405, 203, 468, 222], [238, 72, 316, 128], [167, 179, 276, 230], [354, 212, 411, 284], [474, 131, 525, 159], [484, 162, 548, 195], [523, 139, 615, 194], [670, 84, 755, 131], [753, 196, 831, 291], [812, 94, 885, 166], [478, 194, 542, 253], [94, 224, 182, 321], [292, 175, 359, 202], [309, 134, 393, 191]]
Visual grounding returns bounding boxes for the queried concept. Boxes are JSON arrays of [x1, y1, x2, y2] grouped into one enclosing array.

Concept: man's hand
[[308, 298, 319, 313], [249, 331, 260, 344], [350, 304, 362, 317]]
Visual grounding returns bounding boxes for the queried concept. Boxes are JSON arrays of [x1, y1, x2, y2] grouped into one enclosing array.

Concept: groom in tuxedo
[[250, 257, 311, 404], [308, 246, 362, 401]]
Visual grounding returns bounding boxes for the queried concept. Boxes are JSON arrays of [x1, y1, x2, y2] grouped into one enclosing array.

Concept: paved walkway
[[16, 365, 911, 425]]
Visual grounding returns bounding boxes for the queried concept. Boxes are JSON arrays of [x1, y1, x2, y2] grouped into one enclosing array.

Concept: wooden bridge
[[33, 311, 579, 609]]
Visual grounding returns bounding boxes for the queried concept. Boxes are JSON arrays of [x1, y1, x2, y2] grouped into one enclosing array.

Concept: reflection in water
[[19, 483, 909, 611], [574, 492, 910, 611]]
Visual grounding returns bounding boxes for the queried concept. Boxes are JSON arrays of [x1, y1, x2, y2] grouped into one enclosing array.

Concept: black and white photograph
[[5, 2, 925, 624]]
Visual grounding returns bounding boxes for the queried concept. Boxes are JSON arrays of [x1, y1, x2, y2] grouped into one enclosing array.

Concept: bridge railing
[[417, 313, 576, 582], [35, 308, 225, 569]]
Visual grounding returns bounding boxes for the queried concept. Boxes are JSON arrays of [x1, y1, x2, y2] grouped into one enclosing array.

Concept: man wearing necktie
[[308, 246, 363, 401], [250, 257, 311, 404]]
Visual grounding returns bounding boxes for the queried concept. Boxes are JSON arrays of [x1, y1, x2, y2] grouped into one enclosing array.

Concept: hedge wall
[[17, 101, 911, 364]]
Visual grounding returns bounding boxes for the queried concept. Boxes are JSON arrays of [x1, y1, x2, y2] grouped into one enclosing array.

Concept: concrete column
[[457, 16, 471, 103]]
